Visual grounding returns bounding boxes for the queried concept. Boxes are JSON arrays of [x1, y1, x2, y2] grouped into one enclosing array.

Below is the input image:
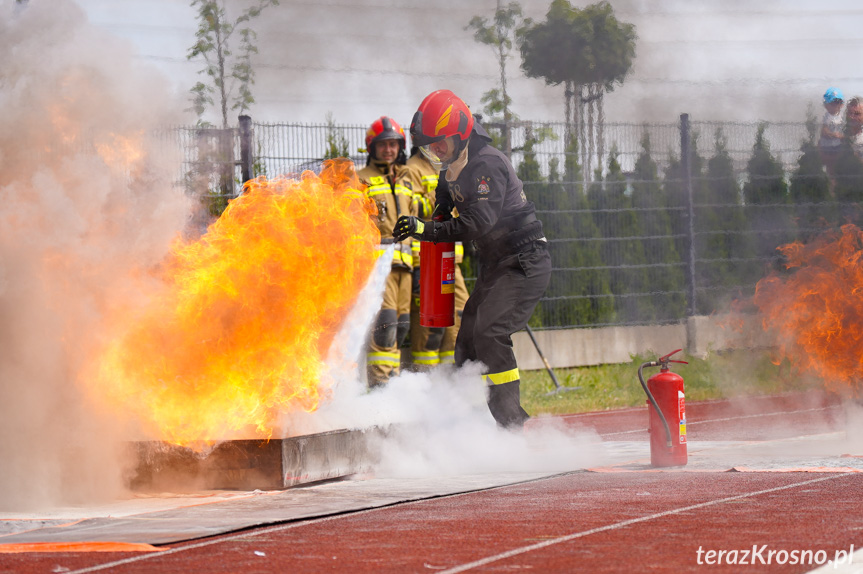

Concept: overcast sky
[[75, 0, 863, 127]]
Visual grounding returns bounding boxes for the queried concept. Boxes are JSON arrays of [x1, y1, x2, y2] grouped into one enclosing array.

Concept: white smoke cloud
[[282, 248, 603, 479], [0, 0, 191, 510]]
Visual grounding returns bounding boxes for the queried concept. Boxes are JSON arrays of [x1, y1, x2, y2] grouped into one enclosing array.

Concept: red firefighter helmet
[[410, 90, 474, 148], [365, 116, 406, 152]]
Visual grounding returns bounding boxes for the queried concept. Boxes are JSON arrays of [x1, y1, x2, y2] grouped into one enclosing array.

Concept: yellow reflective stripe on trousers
[[411, 351, 439, 366], [483, 368, 520, 385], [367, 352, 400, 366], [439, 351, 455, 364]]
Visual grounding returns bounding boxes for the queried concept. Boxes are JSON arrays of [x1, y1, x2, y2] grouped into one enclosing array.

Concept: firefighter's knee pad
[[396, 313, 410, 347], [425, 327, 444, 351], [373, 309, 398, 348]]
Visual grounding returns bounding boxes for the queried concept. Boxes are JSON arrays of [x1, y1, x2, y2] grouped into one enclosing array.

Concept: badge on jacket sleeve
[[476, 175, 491, 195]]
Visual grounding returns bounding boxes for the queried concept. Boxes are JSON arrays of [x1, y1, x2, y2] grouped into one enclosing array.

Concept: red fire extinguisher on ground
[[419, 240, 455, 327], [639, 349, 688, 467]]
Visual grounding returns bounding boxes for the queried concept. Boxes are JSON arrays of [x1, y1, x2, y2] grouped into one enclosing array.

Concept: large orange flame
[[88, 159, 379, 445], [752, 223, 863, 397]]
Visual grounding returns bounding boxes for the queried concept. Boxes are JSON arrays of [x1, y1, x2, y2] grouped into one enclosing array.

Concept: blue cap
[[824, 87, 844, 103]]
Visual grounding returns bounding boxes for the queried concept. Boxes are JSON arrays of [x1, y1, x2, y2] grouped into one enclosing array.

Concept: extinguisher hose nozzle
[[638, 362, 673, 448]]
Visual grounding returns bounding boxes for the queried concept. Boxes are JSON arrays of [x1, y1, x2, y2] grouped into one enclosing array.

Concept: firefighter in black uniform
[[393, 89, 552, 429]]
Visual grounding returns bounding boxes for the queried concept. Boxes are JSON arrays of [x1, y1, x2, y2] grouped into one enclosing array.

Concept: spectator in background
[[819, 87, 845, 186], [830, 96, 863, 203], [844, 96, 863, 159]]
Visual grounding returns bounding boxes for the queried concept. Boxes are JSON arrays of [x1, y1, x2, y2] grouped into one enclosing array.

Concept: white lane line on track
[[61, 474, 555, 573], [600, 405, 840, 437], [64, 508, 364, 574], [436, 472, 856, 574], [62, 509, 376, 574], [61, 477, 533, 574], [63, 472, 857, 574]]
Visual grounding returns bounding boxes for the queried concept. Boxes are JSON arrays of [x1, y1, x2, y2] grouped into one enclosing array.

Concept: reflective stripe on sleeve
[[365, 181, 412, 199], [421, 174, 438, 195]]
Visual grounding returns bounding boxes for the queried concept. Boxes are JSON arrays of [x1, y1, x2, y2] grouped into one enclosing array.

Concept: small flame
[[87, 159, 379, 445], [95, 133, 145, 169], [752, 223, 863, 396]]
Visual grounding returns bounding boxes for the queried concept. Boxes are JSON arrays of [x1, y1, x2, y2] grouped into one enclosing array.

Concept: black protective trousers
[[454, 241, 552, 429]]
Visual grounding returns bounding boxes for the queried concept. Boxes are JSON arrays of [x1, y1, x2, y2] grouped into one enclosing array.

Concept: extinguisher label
[[678, 390, 687, 444], [441, 251, 455, 294]]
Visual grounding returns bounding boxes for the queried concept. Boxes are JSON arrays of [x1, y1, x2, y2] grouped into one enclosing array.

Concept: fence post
[[239, 115, 253, 185], [680, 113, 699, 353]]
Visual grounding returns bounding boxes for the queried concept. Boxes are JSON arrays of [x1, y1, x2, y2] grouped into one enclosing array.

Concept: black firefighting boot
[[487, 380, 530, 430]]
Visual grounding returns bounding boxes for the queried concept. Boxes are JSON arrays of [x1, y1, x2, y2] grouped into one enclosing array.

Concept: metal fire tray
[[128, 426, 388, 492]]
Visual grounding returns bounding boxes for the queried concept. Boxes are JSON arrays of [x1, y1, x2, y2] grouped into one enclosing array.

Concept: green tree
[[587, 147, 648, 323], [520, 0, 636, 176], [467, 1, 527, 155], [527, 133, 612, 327], [186, 0, 277, 218], [743, 122, 791, 262], [322, 112, 350, 160], [631, 131, 685, 320], [560, 133, 613, 326], [704, 129, 759, 307], [663, 129, 704, 288], [666, 128, 756, 313], [516, 125, 543, 185], [188, 0, 279, 128], [790, 106, 832, 241]]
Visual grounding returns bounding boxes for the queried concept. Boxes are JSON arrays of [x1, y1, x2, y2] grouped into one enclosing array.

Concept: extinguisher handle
[[658, 349, 684, 363]]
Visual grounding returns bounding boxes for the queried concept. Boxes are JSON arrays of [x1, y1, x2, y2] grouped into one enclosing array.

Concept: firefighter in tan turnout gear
[[404, 150, 468, 370], [393, 90, 551, 429], [357, 116, 416, 387]]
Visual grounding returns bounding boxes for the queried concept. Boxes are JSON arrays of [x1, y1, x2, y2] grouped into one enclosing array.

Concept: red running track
[[1, 391, 860, 574]]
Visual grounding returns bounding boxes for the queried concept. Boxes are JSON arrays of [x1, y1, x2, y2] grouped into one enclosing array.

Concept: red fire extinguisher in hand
[[639, 349, 688, 467], [419, 203, 455, 328]]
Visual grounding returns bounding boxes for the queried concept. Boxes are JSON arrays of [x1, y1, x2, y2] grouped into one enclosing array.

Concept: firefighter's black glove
[[431, 200, 453, 222], [393, 215, 424, 242]]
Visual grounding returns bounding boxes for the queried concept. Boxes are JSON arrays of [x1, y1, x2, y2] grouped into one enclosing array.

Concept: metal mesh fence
[[165, 116, 860, 330]]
